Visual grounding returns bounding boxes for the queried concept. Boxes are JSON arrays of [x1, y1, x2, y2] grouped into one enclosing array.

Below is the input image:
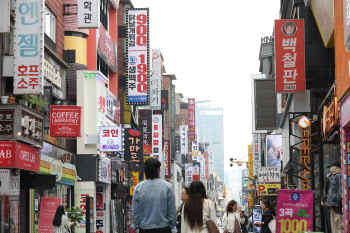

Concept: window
[[45, 8, 56, 42], [100, 0, 108, 30]]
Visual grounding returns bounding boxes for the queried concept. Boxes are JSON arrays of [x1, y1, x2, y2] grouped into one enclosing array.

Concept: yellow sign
[[257, 184, 281, 196], [130, 171, 139, 196], [248, 145, 253, 207], [50, 159, 63, 182], [298, 116, 311, 129]]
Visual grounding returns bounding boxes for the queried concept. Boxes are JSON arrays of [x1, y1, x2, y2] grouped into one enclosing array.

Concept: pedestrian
[[176, 187, 190, 233], [222, 200, 245, 233], [253, 200, 276, 233], [181, 181, 217, 233], [52, 205, 75, 233], [132, 158, 176, 233], [240, 210, 248, 233]]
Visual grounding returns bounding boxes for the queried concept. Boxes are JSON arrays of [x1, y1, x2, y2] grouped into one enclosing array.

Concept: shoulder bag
[[205, 200, 220, 233], [233, 214, 242, 233], [268, 216, 276, 233]]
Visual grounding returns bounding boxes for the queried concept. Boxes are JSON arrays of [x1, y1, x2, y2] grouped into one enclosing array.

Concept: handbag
[[233, 216, 242, 233], [268, 217, 276, 233], [205, 200, 220, 233]]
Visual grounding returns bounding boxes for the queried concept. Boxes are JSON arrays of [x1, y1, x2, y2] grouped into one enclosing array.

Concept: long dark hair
[[183, 186, 190, 195], [262, 199, 273, 210], [184, 181, 207, 230], [52, 205, 65, 227], [226, 200, 237, 213], [145, 158, 161, 179]]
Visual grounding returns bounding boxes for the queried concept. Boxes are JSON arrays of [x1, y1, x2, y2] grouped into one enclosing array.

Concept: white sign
[[77, 0, 99, 29], [209, 153, 213, 174], [199, 154, 205, 178], [105, 90, 120, 124], [152, 114, 162, 158], [252, 134, 261, 176], [257, 167, 281, 183], [180, 125, 188, 155], [185, 163, 193, 187], [192, 141, 199, 158], [150, 49, 162, 109], [99, 157, 111, 184], [0, 0, 10, 33], [127, 8, 149, 104], [14, 0, 44, 94], [50, 159, 63, 182], [99, 126, 122, 152]]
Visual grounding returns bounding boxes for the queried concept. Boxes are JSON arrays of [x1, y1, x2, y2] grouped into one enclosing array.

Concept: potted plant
[[22, 95, 48, 111], [8, 96, 16, 104], [66, 206, 84, 231], [0, 96, 9, 104]]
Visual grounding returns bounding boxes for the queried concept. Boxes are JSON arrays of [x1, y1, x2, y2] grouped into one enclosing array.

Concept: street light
[[229, 158, 250, 167]]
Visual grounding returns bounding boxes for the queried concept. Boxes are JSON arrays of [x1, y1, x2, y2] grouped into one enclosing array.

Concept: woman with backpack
[[253, 200, 276, 233], [222, 200, 245, 233]]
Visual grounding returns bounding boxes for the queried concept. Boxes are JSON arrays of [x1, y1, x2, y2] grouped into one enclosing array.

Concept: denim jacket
[[132, 178, 176, 230], [325, 173, 342, 208]]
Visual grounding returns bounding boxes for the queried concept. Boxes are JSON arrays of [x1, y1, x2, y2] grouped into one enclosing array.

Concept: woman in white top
[[181, 181, 217, 233], [222, 200, 245, 233]]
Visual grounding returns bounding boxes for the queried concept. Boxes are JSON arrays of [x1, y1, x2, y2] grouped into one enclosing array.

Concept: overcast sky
[[132, 0, 280, 169]]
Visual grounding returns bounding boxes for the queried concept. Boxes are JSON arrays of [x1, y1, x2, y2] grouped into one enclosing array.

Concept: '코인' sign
[[99, 126, 122, 152], [49, 106, 82, 138], [275, 19, 305, 93]]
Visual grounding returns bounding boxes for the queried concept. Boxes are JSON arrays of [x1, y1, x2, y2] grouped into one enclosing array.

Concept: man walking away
[[132, 158, 176, 233]]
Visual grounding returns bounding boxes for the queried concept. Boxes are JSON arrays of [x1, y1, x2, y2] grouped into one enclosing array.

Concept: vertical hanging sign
[[77, 0, 99, 29], [252, 134, 261, 176], [164, 140, 171, 179], [180, 125, 188, 155], [188, 98, 196, 141], [139, 110, 152, 155], [127, 8, 149, 105], [14, 0, 44, 94], [150, 49, 162, 109], [275, 19, 305, 93], [152, 114, 162, 159]]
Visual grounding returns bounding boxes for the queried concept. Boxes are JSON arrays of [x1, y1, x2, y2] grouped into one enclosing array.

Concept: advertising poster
[[127, 8, 149, 104], [276, 190, 314, 233], [252, 206, 262, 233], [38, 197, 61, 232], [50, 106, 82, 138], [99, 126, 122, 152], [188, 99, 196, 141], [275, 19, 305, 93], [152, 115, 162, 158], [266, 135, 282, 167], [139, 110, 152, 155], [164, 140, 171, 179], [180, 125, 188, 155], [150, 49, 162, 109], [124, 128, 144, 163]]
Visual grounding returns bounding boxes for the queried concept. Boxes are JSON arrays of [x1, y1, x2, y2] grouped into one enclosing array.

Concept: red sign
[[275, 19, 305, 93], [0, 141, 40, 172], [38, 197, 61, 233], [164, 140, 171, 179], [188, 98, 196, 141], [49, 105, 82, 138]]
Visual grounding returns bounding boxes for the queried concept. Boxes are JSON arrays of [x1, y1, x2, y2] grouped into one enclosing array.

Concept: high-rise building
[[195, 102, 224, 183]]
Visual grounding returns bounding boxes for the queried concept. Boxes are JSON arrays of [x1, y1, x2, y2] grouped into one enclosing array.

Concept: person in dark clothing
[[240, 210, 248, 233], [176, 187, 190, 233], [253, 200, 275, 233]]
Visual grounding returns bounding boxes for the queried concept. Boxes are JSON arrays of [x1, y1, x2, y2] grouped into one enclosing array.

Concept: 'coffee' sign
[[49, 106, 82, 138]]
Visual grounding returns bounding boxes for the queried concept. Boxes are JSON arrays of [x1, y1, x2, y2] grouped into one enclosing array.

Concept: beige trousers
[[330, 207, 343, 233]]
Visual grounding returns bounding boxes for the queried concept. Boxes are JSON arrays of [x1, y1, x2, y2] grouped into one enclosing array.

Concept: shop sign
[[152, 115, 162, 158], [161, 90, 168, 110], [124, 128, 144, 163], [150, 49, 162, 110], [188, 98, 196, 141], [298, 116, 311, 190], [0, 0, 10, 33], [257, 167, 280, 183], [99, 126, 122, 152], [38, 197, 61, 233], [106, 90, 120, 125], [50, 159, 63, 182], [192, 141, 199, 158], [0, 141, 40, 172], [96, 183, 106, 210], [180, 125, 188, 155], [97, 24, 117, 73], [130, 171, 139, 195], [209, 173, 214, 190], [252, 134, 261, 176], [323, 97, 339, 136], [139, 110, 152, 155], [98, 157, 111, 184], [96, 211, 106, 232], [257, 183, 281, 195], [175, 136, 180, 153], [0, 169, 19, 196], [49, 105, 82, 138], [276, 190, 314, 232], [164, 140, 171, 179], [77, 0, 99, 29], [275, 19, 305, 93], [185, 163, 193, 187], [205, 156, 209, 179], [192, 162, 200, 181], [127, 8, 150, 105], [14, 0, 44, 94]]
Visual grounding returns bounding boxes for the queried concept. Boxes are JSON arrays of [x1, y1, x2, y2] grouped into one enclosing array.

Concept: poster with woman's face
[[252, 207, 262, 233], [266, 135, 283, 167]]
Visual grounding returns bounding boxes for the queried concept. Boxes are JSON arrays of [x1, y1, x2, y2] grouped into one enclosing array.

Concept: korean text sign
[[38, 197, 61, 233], [97, 24, 118, 73], [139, 110, 152, 155], [77, 0, 98, 28], [276, 190, 314, 233], [164, 140, 171, 179], [188, 99, 196, 141], [50, 106, 82, 138], [152, 115, 162, 158], [124, 128, 144, 163], [257, 167, 280, 183], [99, 126, 122, 152], [252, 134, 261, 176], [275, 19, 305, 93], [180, 125, 188, 155], [14, 0, 44, 94], [127, 8, 149, 104], [150, 49, 162, 109]]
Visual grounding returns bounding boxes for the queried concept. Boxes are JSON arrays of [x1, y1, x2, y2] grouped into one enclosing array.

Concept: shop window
[[97, 54, 109, 78]]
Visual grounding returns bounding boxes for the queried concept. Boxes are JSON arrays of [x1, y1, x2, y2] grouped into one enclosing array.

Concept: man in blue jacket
[[132, 158, 176, 233]]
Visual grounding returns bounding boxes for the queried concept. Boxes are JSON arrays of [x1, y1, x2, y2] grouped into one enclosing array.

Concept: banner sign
[[192, 141, 199, 158], [38, 198, 61, 233], [0, 141, 40, 172], [275, 19, 305, 93], [98, 157, 111, 184], [192, 162, 200, 181], [164, 140, 171, 179], [97, 24, 117, 73], [180, 125, 188, 155], [185, 163, 193, 187], [257, 167, 281, 183], [96, 211, 106, 233], [77, 0, 98, 28], [204, 154, 209, 179], [124, 128, 144, 163], [188, 99, 196, 141], [49, 106, 82, 138], [209, 174, 214, 190], [106, 90, 120, 124], [175, 136, 180, 153], [127, 8, 149, 104], [150, 49, 162, 109], [152, 115, 162, 158], [130, 171, 139, 196], [252, 134, 261, 176], [276, 190, 314, 233], [161, 90, 168, 110], [257, 183, 281, 196], [99, 126, 122, 152], [139, 110, 152, 155], [266, 135, 282, 167], [14, 0, 44, 94], [0, 0, 10, 33]]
